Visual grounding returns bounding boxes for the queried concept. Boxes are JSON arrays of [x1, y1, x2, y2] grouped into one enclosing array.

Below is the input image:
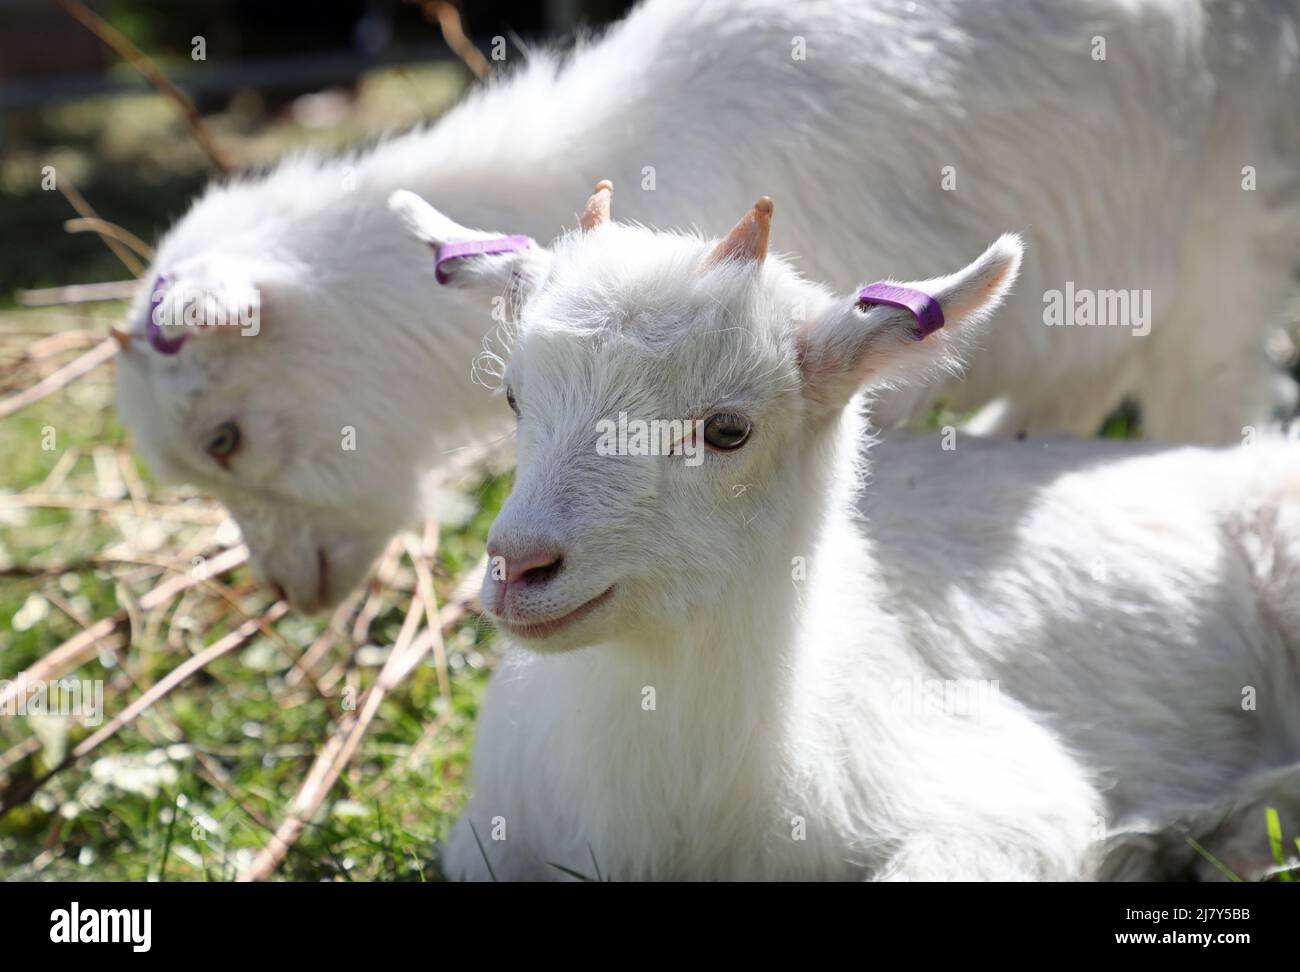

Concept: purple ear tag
[[856, 283, 944, 340], [434, 235, 533, 285], [146, 273, 187, 355]]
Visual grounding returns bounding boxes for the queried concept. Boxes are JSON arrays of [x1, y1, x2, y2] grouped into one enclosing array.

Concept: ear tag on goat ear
[[856, 283, 944, 340], [434, 235, 534, 285], [146, 273, 188, 355]]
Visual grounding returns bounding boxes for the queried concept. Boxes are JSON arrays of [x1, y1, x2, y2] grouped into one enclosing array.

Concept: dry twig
[[0, 546, 249, 713], [15, 280, 139, 306], [239, 523, 488, 882], [0, 602, 289, 815], [0, 338, 118, 421], [63, 218, 156, 263], [415, 0, 492, 80], [51, 0, 234, 173], [53, 176, 144, 277]]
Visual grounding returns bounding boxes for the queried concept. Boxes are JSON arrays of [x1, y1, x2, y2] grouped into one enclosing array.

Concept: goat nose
[[491, 546, 565, 587]]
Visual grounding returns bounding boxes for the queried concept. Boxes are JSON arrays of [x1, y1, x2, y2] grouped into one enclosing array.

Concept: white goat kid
[[392, 184, 1300, 881], [114, 0, 1300, 611]]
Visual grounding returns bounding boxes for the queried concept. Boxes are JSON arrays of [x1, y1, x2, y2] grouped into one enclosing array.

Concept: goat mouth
[[495, 585, 616, 640]]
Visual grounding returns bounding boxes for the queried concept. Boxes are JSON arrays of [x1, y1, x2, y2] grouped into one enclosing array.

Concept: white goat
[[115, 0, 1300, 610], [391, 183, 1300, 881]]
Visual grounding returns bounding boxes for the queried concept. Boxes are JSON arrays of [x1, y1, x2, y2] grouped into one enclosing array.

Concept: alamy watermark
[[889, 674, 1002, 720], [151, 282, 261, 337], [1043, 282, 1151, 337], [0, 675, 104, 726], [596, 412, 705, 467], [50, 902, 151, 952]]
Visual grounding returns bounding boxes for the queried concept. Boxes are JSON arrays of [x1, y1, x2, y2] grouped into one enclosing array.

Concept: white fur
[[418, 209, 1300, 881], [115, 0, 1300, 608]]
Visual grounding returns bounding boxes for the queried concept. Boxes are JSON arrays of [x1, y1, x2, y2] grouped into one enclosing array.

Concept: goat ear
[[126, 258, 268, 355], [796, 234, 1023, 411], [388, 190, 549, 295]]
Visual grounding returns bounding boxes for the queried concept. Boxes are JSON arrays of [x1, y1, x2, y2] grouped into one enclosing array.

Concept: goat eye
[[205, 421, 241, 463], [703, 412, 752, 450], [506, 386, 520, 417]]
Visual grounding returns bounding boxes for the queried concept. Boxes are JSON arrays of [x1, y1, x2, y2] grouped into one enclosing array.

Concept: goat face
[[456, 203, 1021, 653], [389, 187, 1023, 651], [478, 227, 813, 653], [114, 251, 418, 612]]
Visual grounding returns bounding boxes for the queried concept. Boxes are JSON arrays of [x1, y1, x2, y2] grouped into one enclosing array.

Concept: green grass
[[0, 419, 508, 880], [0, 385, 509, 880]]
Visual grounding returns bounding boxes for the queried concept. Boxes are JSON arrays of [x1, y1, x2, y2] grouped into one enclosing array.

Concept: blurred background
[[0, 0, 630, 881], [2, 0, 634, 294]]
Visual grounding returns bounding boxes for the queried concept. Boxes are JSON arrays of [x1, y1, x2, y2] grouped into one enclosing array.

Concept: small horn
[[109, 327, 132, 351], [580, 179, 614, 232], [706, 196, 773, 267]]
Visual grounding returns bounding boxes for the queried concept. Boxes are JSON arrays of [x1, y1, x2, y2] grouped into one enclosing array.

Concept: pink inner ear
[[795, 304, 922, 409], [794, 320, 857, 406]]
